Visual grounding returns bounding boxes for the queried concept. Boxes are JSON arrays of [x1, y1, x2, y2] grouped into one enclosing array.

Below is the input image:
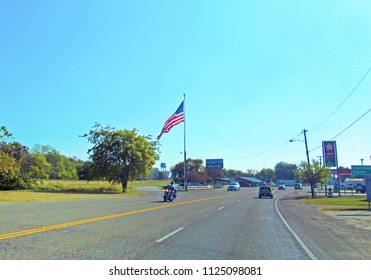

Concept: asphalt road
[[0, 187, 369, 259]]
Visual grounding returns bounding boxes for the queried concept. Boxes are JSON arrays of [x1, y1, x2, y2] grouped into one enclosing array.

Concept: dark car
[[259, 186, 273, 199], [355, 185, 366, 194], [294, 183, 303, 190]]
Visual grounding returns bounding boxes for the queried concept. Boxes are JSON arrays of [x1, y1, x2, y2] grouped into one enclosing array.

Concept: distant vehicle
[[355, 185, 366, 194], [294, 183, 303, 190], [278, 184, 286, 190], [228, 182, 240, 191], [259, 186, 273, 198]]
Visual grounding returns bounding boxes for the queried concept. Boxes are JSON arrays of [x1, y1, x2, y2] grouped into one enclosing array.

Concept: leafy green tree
[[294, 159, 330, 198], [0, 126, 12, 139], [171, 158, 212, 184], [82, 124, 159, 192], [20, 153, 51, 182], [149, 168, 169, 180], [0, 141, 29, 161], [0, 151, 22, 190], [256, 168, 275, 182], [274, 161, 297, 180], [34, 145, 78, 179]]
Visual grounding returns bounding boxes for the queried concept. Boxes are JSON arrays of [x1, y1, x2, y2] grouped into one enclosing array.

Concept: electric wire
[[309, 105, 371, 152], [310, 67, 370, 131]]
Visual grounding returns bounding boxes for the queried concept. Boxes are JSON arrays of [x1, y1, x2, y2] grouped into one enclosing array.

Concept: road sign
[[206, 159, 223, 168], [351, 165, 371, 176]]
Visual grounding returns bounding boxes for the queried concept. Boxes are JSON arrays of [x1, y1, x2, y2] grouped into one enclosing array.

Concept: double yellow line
[[0, 194, 230, 241]]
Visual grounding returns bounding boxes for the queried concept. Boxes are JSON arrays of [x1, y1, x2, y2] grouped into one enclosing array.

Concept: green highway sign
[[351, 165, 371, 176]]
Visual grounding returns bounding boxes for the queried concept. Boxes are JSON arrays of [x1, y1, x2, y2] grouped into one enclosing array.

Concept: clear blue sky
[[1, 0, 370, 172]]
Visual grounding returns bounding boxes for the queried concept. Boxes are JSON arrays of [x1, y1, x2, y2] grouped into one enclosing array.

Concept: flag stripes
[[157, 101, 184, 140]]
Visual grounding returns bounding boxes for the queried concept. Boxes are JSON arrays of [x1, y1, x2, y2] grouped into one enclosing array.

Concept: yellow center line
[[0, 193, 233, 241]]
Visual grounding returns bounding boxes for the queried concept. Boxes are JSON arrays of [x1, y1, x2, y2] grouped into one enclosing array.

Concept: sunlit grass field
[[0, 180, 169, 203], [302, 195, 369, 211]]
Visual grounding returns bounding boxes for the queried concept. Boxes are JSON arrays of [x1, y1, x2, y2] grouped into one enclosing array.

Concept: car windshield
[[260, 187, 270, 190]]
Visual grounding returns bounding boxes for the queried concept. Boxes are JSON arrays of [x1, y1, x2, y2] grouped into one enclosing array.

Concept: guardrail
[[184, 185, 214, 191]]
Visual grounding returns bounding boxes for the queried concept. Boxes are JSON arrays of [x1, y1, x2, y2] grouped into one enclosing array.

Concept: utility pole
[[303, 129, 315, 198], [303, 129, 310, 167], [361, 158, 364, 166]]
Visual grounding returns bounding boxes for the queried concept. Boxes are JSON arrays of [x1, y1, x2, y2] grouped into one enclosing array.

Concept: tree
[[171, 158, 212, 184], [0, 126, 12, 139], [0, 151, 21, 190], [33, 145, 78, 179], [20, 153, 51, 182], [294, 159, 330, 198], [82, 124, 159, 192], [275, 161, 297, 180], [256, 168, 275, 182]]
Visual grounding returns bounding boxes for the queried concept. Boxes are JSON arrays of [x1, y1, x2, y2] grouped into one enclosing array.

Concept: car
[[278, 184, 286, 190], [294, 183, 303, 190], [228, 182, 240, 191], [259, 186, 273, 198], [355, 185, 366, 194]]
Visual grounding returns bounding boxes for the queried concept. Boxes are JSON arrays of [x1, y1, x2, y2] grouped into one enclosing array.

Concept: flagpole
[[183, 93, 187, 191]]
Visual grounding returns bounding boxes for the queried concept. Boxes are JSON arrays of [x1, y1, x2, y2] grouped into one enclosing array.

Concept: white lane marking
[[217, 207, 225, 211], [156, 227, 184, 243], [275, 194, 317, 260]]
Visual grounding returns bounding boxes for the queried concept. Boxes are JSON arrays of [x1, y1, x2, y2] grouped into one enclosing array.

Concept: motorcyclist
[[169, 181, 177, 198]]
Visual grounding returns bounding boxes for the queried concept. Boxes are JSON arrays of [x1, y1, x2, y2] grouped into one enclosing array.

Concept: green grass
[[302, 196, 369, 211], [0, 180, 170, 203]]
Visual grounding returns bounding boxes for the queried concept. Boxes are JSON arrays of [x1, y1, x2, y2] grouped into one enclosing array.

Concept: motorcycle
[[163, 187, 176, 202]]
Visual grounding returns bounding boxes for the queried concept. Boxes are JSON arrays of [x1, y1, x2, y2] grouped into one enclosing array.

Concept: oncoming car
[[228, 182, 240, 191]]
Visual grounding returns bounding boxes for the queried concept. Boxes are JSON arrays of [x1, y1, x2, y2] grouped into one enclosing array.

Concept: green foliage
[[34, 145, 78, 179], [256, 167, 275, 182], [0, 151, 25, 190], [294, 159, 330, 198], [20, 153, 51, 183], [82, 123, 159, 192], [275, 161, 297, 180], [0, 126, 12, 139], [171, 158, 212, 184]]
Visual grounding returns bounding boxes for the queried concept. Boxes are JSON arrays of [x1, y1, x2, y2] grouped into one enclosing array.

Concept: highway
[[0, 187, 369, 259]]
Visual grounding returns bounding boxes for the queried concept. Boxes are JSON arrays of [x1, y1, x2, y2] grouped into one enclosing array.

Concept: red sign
[[337, 169, 352, 175]]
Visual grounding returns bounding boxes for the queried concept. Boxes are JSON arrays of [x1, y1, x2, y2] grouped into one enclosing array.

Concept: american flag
[[157, 101, 184, 140]]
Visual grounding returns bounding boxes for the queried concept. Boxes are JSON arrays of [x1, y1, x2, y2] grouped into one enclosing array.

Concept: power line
[[310, 67, 371, 131], [309, 105, 371, 152]]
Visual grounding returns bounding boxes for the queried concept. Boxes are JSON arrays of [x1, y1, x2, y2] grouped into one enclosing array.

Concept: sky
[[1, 0, 371, 172]]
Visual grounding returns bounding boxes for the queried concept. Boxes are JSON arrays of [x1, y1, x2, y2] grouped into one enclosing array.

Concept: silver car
[[228, 182, 240, 191]]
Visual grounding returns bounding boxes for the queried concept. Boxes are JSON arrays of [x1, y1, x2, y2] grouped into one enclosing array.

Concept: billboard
[[322, 141, 338, 168], [352, 165, 371, 176], [206, 159, 224, 168]]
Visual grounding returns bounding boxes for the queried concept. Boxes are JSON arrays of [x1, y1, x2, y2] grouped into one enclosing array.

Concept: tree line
[[1, 124, 330, 197], [0, 124, 159, 192]]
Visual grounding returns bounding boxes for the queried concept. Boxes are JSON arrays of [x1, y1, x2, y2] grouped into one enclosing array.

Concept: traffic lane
[[136, 191, 310, 259], [277, 194, 371, 259], [0, 187, 225, 235], [0, 189, 245, 259]]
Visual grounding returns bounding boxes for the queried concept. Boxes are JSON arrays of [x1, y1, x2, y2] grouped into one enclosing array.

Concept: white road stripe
[[156, 227, 184, 243], [217, 207, 225, 211], [275, 194, 317, 260]]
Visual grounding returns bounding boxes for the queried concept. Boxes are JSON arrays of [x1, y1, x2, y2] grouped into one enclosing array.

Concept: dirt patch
[[320, 208, 371, 231]]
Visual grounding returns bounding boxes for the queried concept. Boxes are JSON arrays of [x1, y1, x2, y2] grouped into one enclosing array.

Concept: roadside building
[[235, 177, 264, 187], [213, 178, 233, 188]]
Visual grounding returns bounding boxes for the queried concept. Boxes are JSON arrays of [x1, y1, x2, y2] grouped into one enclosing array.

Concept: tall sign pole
[[183, 93, 187, 191]]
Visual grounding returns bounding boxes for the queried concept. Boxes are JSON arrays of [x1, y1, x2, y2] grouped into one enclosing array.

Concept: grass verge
[[0, 180, 169, 203], [302, 195, 369, 211]]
